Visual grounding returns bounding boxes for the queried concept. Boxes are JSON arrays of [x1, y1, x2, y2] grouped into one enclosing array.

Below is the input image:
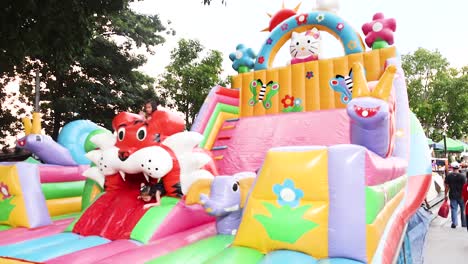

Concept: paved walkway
[[424, 203, 468, 263]]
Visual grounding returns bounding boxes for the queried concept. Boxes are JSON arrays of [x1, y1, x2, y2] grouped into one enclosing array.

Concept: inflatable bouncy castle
[[0, 110, 220, 263], [0, 3, 431, 264], [158, 5, 431, 264], [0, 113, 106, 232]]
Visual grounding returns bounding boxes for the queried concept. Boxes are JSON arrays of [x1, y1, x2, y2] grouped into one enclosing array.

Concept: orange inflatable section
[[233, 47, 396, 117]]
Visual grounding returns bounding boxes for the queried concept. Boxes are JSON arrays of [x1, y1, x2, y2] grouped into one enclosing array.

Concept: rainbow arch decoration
[[255, 11, 365, 70]]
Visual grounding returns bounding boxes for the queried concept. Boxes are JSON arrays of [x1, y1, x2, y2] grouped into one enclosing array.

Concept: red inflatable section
[[112, 110, 185, 158], [73, 110, 218, 239], [216, 87, 240, 99], [73, 173, 154, 240]]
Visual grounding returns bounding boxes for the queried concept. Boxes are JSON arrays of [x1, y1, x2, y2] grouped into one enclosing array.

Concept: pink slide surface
[[0, 219, 73, 246], [93, 223, 216, 264], [216, 109, 351, 174]]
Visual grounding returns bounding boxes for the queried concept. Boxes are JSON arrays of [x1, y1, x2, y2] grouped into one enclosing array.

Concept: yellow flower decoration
[[347, 40, 357, 50]]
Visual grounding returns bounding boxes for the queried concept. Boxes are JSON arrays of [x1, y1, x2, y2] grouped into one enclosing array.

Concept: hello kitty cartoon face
[[290, 28, 320, 60]]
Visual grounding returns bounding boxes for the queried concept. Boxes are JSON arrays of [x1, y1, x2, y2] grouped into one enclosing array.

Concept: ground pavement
[[424, 202, 468, 263]]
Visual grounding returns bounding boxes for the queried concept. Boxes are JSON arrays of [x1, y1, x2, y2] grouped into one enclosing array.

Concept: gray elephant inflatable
[[186, 172, 256, 235]]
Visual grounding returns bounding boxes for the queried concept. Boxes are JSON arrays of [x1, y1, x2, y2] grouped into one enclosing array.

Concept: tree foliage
[[402, 48, 468, 141], [158, 39, 223, 129], [0, 0, 172, 146]]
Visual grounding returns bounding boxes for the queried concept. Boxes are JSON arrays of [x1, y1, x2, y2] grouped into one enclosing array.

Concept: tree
[[158, 39, 223, 129], [402, 48, 468, 141], [0, 1, 173, 146]]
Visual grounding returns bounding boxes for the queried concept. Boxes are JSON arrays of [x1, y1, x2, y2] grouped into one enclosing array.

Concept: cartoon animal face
[[112, 111, 185, 161], [16, 134, 46, 151], [186, 172, 256, 216], [290, 28, 320, 59], [346, 63, 396, 128], [346, 63, 397, 158], [121, 146, 174, 182], [347, 96, 390, 127], [119, 131, 214, 194]]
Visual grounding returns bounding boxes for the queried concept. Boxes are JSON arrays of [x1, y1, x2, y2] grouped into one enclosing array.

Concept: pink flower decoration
[[258, 56, 265, 64], [336, 23, 344, 31], [296, 14, 308, 25], [362, 13, 396, 48], [281, 23, 289, 31], [0, 182, 11, 200], [266, 38, 273, 45]]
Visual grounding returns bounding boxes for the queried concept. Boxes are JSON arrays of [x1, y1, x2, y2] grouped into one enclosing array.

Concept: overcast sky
[[130, 0, 468, 78]]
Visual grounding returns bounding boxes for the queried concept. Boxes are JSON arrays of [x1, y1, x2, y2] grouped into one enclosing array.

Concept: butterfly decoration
[[249, 79, 280, 109], [329, 68, 354, 104]]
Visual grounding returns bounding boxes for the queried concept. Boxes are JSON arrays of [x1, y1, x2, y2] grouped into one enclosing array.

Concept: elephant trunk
[[200, 193, 240, 217]]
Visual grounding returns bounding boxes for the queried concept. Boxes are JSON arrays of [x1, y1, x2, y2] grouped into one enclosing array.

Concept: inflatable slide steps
[[199, 104, 239, 151], [210, 118, 239, 162], [191, 85, 240, 136], [190, 85, 240, 153]]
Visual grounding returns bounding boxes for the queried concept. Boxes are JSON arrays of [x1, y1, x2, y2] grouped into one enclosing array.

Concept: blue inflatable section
[[0, 233, 81, 257], [259, 250, 318, 264], [407, 112, 432, 177], [14, 235, 110, 262], [57, 120, 102, 165]]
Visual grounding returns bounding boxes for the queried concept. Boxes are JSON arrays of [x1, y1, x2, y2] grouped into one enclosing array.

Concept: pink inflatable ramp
[[94, 223, 216, 264], [0, 219, 73, 246]]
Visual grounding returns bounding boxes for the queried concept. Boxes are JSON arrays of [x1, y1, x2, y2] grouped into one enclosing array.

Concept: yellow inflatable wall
[[232, 47, 396, 117], [233, 147, 330, 258]]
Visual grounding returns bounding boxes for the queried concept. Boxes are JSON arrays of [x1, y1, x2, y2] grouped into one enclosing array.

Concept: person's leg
[[466, 214, 468, 231], [459, 199, 467, 227], [450, 199, 458, 227]]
